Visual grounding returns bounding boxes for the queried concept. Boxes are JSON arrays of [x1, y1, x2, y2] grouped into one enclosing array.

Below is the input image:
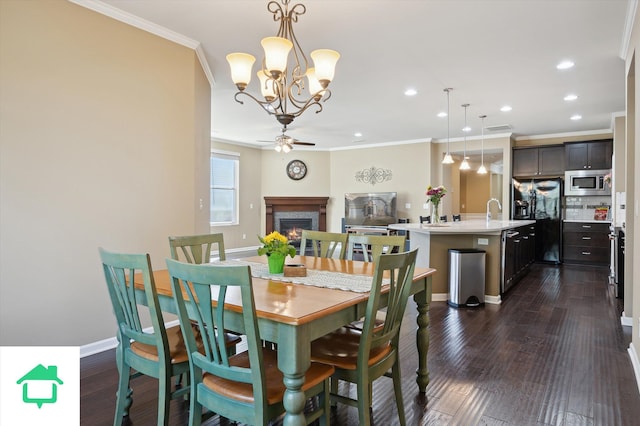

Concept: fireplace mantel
[[264, 196, 329, 234]]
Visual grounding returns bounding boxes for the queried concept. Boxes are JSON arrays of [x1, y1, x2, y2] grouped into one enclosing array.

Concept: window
[[210, 150, 239, 225]]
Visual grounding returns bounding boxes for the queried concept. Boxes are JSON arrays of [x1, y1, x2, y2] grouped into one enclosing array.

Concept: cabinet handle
[[582, 251, 591, 255], [582, 236, 592, 240], [582, 225, 592, 229]]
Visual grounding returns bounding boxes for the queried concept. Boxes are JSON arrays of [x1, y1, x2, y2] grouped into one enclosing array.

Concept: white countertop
[[389, 219, 536, 235], [563, 219, 611, 224]]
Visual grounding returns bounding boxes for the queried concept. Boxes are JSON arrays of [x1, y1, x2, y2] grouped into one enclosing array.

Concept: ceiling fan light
[[477, 164, 488, 174], [257, 71, 277, 102], [226, 52, 256, 90], [282, 143, 292, 153], [261, 36, 293, 79], [311, 49, 340, 88], [274, 143, 282, 152]]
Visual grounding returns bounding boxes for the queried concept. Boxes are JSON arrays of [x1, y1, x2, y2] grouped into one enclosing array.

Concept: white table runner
[[214, 260, 384, 293]]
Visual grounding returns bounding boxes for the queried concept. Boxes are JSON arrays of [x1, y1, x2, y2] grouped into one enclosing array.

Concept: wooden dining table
[[138, 255, 435, 426]]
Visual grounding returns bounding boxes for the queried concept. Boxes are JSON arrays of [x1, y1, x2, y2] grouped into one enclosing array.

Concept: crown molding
[[69, 0, 215, 87], [620, 0, 638, 59]]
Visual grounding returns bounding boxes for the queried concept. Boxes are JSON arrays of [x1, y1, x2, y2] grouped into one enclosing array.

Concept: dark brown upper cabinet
[[512, 145, 565, 178], [564, 140, 613, 171]]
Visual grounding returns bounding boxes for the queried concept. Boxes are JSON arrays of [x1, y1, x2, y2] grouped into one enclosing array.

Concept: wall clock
[[286, 159, 307, 180]]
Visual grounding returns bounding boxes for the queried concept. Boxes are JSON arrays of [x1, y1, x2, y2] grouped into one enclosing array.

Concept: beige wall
[[0, 1, 210, 345], [432, 135, 512, 218], [328, 143, 431, 231]]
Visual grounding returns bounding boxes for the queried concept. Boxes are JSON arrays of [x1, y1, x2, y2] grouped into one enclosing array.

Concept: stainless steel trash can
[[448, 248, 485, 308]]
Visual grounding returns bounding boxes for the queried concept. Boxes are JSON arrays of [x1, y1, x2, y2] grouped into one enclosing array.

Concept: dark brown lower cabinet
[[562, 222, 610, 266]]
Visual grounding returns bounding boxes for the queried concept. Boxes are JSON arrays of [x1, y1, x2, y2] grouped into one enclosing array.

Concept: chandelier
[[226, 0, 340, 127]]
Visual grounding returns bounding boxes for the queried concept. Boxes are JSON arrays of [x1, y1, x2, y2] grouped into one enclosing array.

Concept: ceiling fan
[[259, 126, 315, 152]]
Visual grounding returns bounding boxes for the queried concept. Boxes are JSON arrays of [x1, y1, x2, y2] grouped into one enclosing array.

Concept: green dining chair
[[165, 259, 335, 426], [168, 233, 226, 263], [310, 249, 419, 426], [346, 234, 406, 263], [299, 230, 348, 259], [99, 248, 192, 426], [168, 233, 241, 352]]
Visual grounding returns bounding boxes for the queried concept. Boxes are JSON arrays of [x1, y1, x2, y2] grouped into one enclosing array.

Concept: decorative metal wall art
[[355, 166, 392, 186]]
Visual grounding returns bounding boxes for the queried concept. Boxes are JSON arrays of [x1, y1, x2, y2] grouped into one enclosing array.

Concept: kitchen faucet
[[487, 198, 502, 222]]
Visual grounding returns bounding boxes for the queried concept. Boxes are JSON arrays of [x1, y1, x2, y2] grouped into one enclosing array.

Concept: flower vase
[[432, 203, 440, 225], [267, 252, 286, 274]]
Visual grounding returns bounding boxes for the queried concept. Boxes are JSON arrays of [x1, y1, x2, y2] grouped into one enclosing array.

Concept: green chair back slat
[[346, 234, 406, 262], [168, 233, 226, 264], [299, 230, 348, 259]]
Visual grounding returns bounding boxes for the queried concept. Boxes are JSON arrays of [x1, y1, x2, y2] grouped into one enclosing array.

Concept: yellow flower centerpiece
[[257, 231, 296, 274]]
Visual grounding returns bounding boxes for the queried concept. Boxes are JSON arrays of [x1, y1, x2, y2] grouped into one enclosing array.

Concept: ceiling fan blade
[[292, 141, 315, 146]]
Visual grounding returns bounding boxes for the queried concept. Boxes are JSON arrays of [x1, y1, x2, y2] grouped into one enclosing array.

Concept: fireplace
[[264, 196, 329, 234], [279, 218, 313, 247]]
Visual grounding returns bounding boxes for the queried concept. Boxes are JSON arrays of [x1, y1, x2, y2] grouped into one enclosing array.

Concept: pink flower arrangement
[[426, 185, 447, 205]]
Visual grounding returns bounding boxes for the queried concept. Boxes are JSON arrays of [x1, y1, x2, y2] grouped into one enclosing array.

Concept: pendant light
[[459, 103, 471, 170], [478, 114, 488, 174], [442, 88, 454, 164]]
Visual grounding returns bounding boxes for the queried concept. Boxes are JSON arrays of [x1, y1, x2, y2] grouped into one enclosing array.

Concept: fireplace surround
[[264, 196, 329, 235]]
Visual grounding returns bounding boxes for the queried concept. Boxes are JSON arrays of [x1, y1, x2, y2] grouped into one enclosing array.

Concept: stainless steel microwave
[[564, 169, 611, 196]]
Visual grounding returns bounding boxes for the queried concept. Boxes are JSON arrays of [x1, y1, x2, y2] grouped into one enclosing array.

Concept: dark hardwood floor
[[81, 263, 640, 425]]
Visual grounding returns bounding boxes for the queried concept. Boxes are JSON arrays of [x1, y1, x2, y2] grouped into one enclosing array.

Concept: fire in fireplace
[[279, 218, 313, 246]]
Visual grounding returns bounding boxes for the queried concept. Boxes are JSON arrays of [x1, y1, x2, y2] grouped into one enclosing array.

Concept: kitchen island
[[389, 219, 536, 303]]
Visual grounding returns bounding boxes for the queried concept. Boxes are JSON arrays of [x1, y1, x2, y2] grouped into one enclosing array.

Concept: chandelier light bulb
[[226, 53, 256, 91], [311, 49, 340, 88]]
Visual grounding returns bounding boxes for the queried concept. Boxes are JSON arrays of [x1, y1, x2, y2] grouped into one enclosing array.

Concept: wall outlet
[[405, 203, 411, 209], [250, 203, 254, 209], [478, 238, 489, 246], [423, 203, 429, 210], [242, 234, 246, 240]]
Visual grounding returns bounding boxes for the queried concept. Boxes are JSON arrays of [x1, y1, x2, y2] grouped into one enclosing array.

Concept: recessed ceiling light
[[354, 132, 363, 138], [404, 88, 417, 96], [500, 105, 512, 112], [570, 114, 582, 120], [462, 126, 471, 132], [564, 94, 578, 101], [557, 60, 575, 70], [437, 112, 447, 118]]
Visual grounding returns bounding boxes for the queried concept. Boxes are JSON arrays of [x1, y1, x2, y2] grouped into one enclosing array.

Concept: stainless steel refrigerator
[[512, 177, 562, 264]]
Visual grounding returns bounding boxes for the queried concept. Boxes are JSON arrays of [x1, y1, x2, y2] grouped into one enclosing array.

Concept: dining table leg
[[413, 275, 432, 393], [278, 324, 310, 426]]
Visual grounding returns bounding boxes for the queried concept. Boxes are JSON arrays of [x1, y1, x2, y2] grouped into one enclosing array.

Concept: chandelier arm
[[233, 91, 278, 115]]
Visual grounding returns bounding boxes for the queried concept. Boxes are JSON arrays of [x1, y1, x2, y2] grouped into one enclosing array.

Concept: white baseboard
[[622, 311, 633, 327], [432, 293, 448, 302], [628, 343, 640, 395], [80, 320, 180, 358], [484, 295, 502, 305]]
